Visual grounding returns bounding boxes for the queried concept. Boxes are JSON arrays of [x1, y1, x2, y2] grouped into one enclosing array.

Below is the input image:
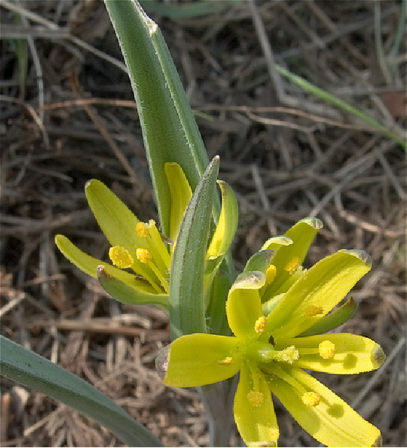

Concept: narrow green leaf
[[275, 64, 406, 149], [205, 267, 232, 336], [0, 336, 162, 447], [170, 156, 220, 339], [104, 0, 212, 235]]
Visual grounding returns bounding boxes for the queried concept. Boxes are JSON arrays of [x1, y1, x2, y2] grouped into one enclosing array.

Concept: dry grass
[[1, 0, 406, 446]]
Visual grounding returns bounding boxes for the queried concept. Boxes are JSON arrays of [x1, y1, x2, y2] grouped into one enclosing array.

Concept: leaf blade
[[0, 336, 162, 447]]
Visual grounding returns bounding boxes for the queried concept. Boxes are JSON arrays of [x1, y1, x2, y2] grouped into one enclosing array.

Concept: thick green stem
[[198, 378, 237, 447]]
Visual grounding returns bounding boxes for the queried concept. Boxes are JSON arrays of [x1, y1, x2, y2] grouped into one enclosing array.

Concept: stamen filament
[[147, 258, 169, 293], [246, 363, 265, 407]]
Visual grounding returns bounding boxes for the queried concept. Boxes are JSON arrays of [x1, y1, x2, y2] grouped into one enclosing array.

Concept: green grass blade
[[275, 64, 406, 149], [0, 335, 162, 447]]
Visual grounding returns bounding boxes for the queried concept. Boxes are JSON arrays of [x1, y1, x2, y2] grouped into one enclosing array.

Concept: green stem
[[198, 379, 237, 447]]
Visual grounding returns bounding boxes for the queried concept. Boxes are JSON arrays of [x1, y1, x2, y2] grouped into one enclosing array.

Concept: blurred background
[[1, 0, 405, 446]]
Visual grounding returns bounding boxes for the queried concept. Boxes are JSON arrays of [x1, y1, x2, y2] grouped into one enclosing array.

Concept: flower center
[[108, 220, 172, 294], [248, 340, 299, 365]]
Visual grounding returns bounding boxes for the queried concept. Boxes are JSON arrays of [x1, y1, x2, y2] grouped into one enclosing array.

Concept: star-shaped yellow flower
[[158, 219, 385, 447], [55, 163, 237, 308]]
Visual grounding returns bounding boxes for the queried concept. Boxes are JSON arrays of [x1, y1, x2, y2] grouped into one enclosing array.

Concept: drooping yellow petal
[[84, 180, 163, 285], [268, 365, 382, 447], [267, 250, 372, 338], [276, 333, 385, 374], [55, 235, 168, 306], [234, 363, 279, 447], [163, 334, 240, 387], [226, 272, 265, 341]]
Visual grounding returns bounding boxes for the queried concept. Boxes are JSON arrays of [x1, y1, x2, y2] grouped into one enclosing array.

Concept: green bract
[[55, 162, 237, 310], [159, 219, 385, 447]]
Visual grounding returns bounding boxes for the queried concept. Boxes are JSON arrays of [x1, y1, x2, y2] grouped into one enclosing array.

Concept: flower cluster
[[157, 218, 385, 447]]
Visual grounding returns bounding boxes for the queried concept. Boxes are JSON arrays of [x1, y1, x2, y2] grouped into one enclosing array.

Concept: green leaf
[[104, 0, 211, 236], [275, 64, 406, 150], [0, 336, 162, 447], [205, 266, 233, 335], [170, 156, 220, 339]]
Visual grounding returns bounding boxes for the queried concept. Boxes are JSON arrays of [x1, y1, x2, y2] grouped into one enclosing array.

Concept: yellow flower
[[158, 231, 385, 446], [55, 163, 237, 308]]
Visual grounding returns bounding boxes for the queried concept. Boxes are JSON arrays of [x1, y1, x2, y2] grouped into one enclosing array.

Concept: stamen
[[136, 248, 152, 264], [109, 246, 134, 269], [306, 304, 324, 317], [284, 256, 300, 274], [302, 391, 320, 407], [136, 248, 169, 293], [136, 222, 149, 238], [218, 356, 233, 365], [247, 391, 264, 407], [265, 265, 277, 284], [319, 340, 335, 359], [254, 316, 267, 333]]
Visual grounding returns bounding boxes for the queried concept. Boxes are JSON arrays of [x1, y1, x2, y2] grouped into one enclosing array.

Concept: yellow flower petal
[[163, 334, 240, 387], [276, 333, 385, 374], [262, 217, 323, 297], [269, 365, 382, 447], [226, 272, 265, 340], [164, 162, 192, 243], [207, 180, 238, 259], [234, 363, 279, 447], [267, 250, 372, 338]]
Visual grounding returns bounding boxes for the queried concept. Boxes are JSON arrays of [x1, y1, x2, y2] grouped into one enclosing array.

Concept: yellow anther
[[306, 304, 324, 317], [302, 391, 320, 407], [319, 340, 336, 360], [265, 265, 277, 284], [275, 345, 299, 364], [218, 356, 233, 366], [109, 246, 134, 269], [254, 316, 267, 333], [136, 222, 149, 238], [247, 391, 264, 407], [136, 248, 152, 264], [284, 256, 300, 274]]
